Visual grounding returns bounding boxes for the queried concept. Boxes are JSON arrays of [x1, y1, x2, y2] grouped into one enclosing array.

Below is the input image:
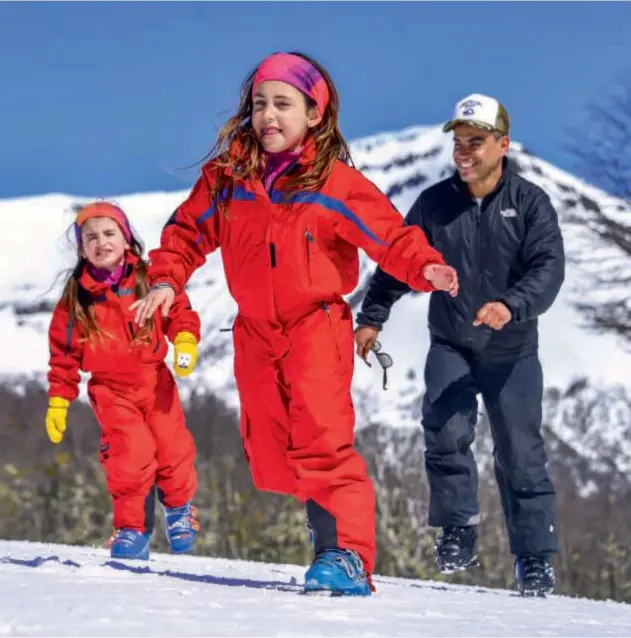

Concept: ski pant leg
[[147, 364, 197, 508], [234, 303, 375, 573], [421, 339, 480, 528], [476, 353, 559, 556], [233, 316, 300, 497], [284, 301, 376, 574], [88, 379, 157, 533]]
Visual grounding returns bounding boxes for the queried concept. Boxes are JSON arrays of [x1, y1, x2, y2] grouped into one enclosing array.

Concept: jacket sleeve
[[500, 191, 565, 323], [47, 302, 83, 402], [355, 193, 426, 329], [148, 168, 223, 294], [333, 170, 446, 292], [162, 289, 202, 343]]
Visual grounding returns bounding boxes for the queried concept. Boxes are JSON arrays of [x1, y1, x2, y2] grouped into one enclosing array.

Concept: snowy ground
[[1, 540, 631, 637]]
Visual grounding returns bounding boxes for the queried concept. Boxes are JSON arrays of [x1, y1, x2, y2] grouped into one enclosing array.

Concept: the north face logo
[[500, 208, 518, 218]]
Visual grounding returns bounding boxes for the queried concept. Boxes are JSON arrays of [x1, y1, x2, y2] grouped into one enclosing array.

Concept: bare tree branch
[[564, 68, 631, 343]]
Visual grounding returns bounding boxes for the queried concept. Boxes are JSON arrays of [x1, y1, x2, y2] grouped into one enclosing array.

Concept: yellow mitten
[[46, 397, 70, 444], [173, 331, 198, 377]]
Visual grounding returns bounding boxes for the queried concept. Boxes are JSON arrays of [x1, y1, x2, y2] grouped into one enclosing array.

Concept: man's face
[[452, 124, 509, 184]]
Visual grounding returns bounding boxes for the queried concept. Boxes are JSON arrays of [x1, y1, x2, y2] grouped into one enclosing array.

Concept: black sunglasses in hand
[[363, 339, 393, 390]]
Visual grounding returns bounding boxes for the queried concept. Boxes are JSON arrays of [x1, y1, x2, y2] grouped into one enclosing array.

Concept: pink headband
[[74, 202, 133, 248], [252, 53, 330, 115]]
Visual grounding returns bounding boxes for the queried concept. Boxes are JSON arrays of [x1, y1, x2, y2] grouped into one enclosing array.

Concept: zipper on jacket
[[269, 242, 277, 268], [127, 321, 137, 344], [267, 159, 300, 197], [474, 201, 483, 329], [305, 229, 315, 285]]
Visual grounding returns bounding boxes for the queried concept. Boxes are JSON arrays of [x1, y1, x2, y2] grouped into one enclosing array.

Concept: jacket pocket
[[321, 302, 341, 362]]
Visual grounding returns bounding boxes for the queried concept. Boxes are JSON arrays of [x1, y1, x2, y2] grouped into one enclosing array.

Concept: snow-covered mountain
[[2, 124, 630, 476]]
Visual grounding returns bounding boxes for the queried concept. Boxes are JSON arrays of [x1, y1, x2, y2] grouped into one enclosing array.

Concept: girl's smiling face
[[251, 80, 321, 153]]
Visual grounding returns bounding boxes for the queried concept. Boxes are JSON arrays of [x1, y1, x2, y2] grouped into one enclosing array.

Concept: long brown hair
[[58, 232, 154, 347], [206, 51, 353, 215]]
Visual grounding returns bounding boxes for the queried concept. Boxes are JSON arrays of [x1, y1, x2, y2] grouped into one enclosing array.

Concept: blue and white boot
[[108, 529, 151, 560], [163, 502, 199, 554], [303, 549, 372, 596]]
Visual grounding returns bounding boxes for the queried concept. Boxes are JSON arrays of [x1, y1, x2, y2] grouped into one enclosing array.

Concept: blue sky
[[1, 1, 630, 199]]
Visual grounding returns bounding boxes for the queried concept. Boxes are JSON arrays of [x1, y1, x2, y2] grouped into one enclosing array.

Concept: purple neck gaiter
[[88, 261, 125, 287], [262, 148, 302, 192]]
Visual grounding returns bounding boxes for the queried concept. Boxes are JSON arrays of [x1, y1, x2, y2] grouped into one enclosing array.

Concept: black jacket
[[356, 159, 566, 358]]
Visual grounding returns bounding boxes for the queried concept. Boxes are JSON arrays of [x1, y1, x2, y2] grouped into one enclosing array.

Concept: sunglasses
[[363, 339, 393, 390]]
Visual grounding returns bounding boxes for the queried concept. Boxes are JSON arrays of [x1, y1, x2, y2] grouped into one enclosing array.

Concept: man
[[354, 94, 565, 597]]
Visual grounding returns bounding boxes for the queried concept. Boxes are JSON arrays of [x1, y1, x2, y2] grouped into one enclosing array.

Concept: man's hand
[[473, 302, 512, 330], [353, 325, 379, 362], [423, 264, 459, 297]]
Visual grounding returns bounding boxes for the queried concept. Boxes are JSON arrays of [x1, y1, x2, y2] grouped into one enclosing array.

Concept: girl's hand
[[130, 285, 175, 327], [423, 264, 459, 297]]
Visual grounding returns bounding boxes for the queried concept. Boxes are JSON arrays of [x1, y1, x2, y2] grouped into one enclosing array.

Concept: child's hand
[[423, 264, 459, 297], [46, 397, 70, 444], [130, 284, 175, 327], [173, 332, 198, 377]]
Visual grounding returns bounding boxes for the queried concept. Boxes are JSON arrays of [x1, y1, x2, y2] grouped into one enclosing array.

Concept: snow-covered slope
[[1, 124, 630, 471], [2, 539, 631, 637]]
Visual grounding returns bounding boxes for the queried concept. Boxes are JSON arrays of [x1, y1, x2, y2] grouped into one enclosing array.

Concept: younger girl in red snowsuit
[[133, 52, 458, 593], [46, 202, 201, 560]]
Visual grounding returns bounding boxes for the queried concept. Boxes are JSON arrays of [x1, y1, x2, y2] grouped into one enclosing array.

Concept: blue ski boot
[[303, 549, 372, 596], [108, 529, 151, 560], [163, 502, 199, 554]]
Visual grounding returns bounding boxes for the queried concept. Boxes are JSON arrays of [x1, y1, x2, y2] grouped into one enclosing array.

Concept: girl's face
[[252, 80, 322, 153], [80, 217, 128, 271]]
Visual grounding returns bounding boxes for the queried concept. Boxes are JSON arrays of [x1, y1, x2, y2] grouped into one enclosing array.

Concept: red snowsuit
[[148, 145, 446, 574], [47, 252, 200, 533]]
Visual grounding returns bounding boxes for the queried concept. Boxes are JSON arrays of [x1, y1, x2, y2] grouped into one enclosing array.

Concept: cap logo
[[460, 99, 482, 116]]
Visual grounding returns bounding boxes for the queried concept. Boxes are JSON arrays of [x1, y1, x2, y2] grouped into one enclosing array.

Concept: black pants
[[421, 338, 559, 556]]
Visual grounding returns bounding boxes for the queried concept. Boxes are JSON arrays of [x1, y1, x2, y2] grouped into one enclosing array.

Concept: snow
[[1, 539, 631, 637]]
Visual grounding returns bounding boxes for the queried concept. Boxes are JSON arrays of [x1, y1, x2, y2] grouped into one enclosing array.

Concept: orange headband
[[74, 202, 132, 246]]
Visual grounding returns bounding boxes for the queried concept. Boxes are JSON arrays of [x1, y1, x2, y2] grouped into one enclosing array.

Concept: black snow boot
[[515, 554, 556, 597], [435, 525, 479, 574]]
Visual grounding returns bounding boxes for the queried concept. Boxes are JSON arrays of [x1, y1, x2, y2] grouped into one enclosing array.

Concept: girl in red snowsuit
[[132, 52, 458, 593], [46, 202, 201, 560]]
